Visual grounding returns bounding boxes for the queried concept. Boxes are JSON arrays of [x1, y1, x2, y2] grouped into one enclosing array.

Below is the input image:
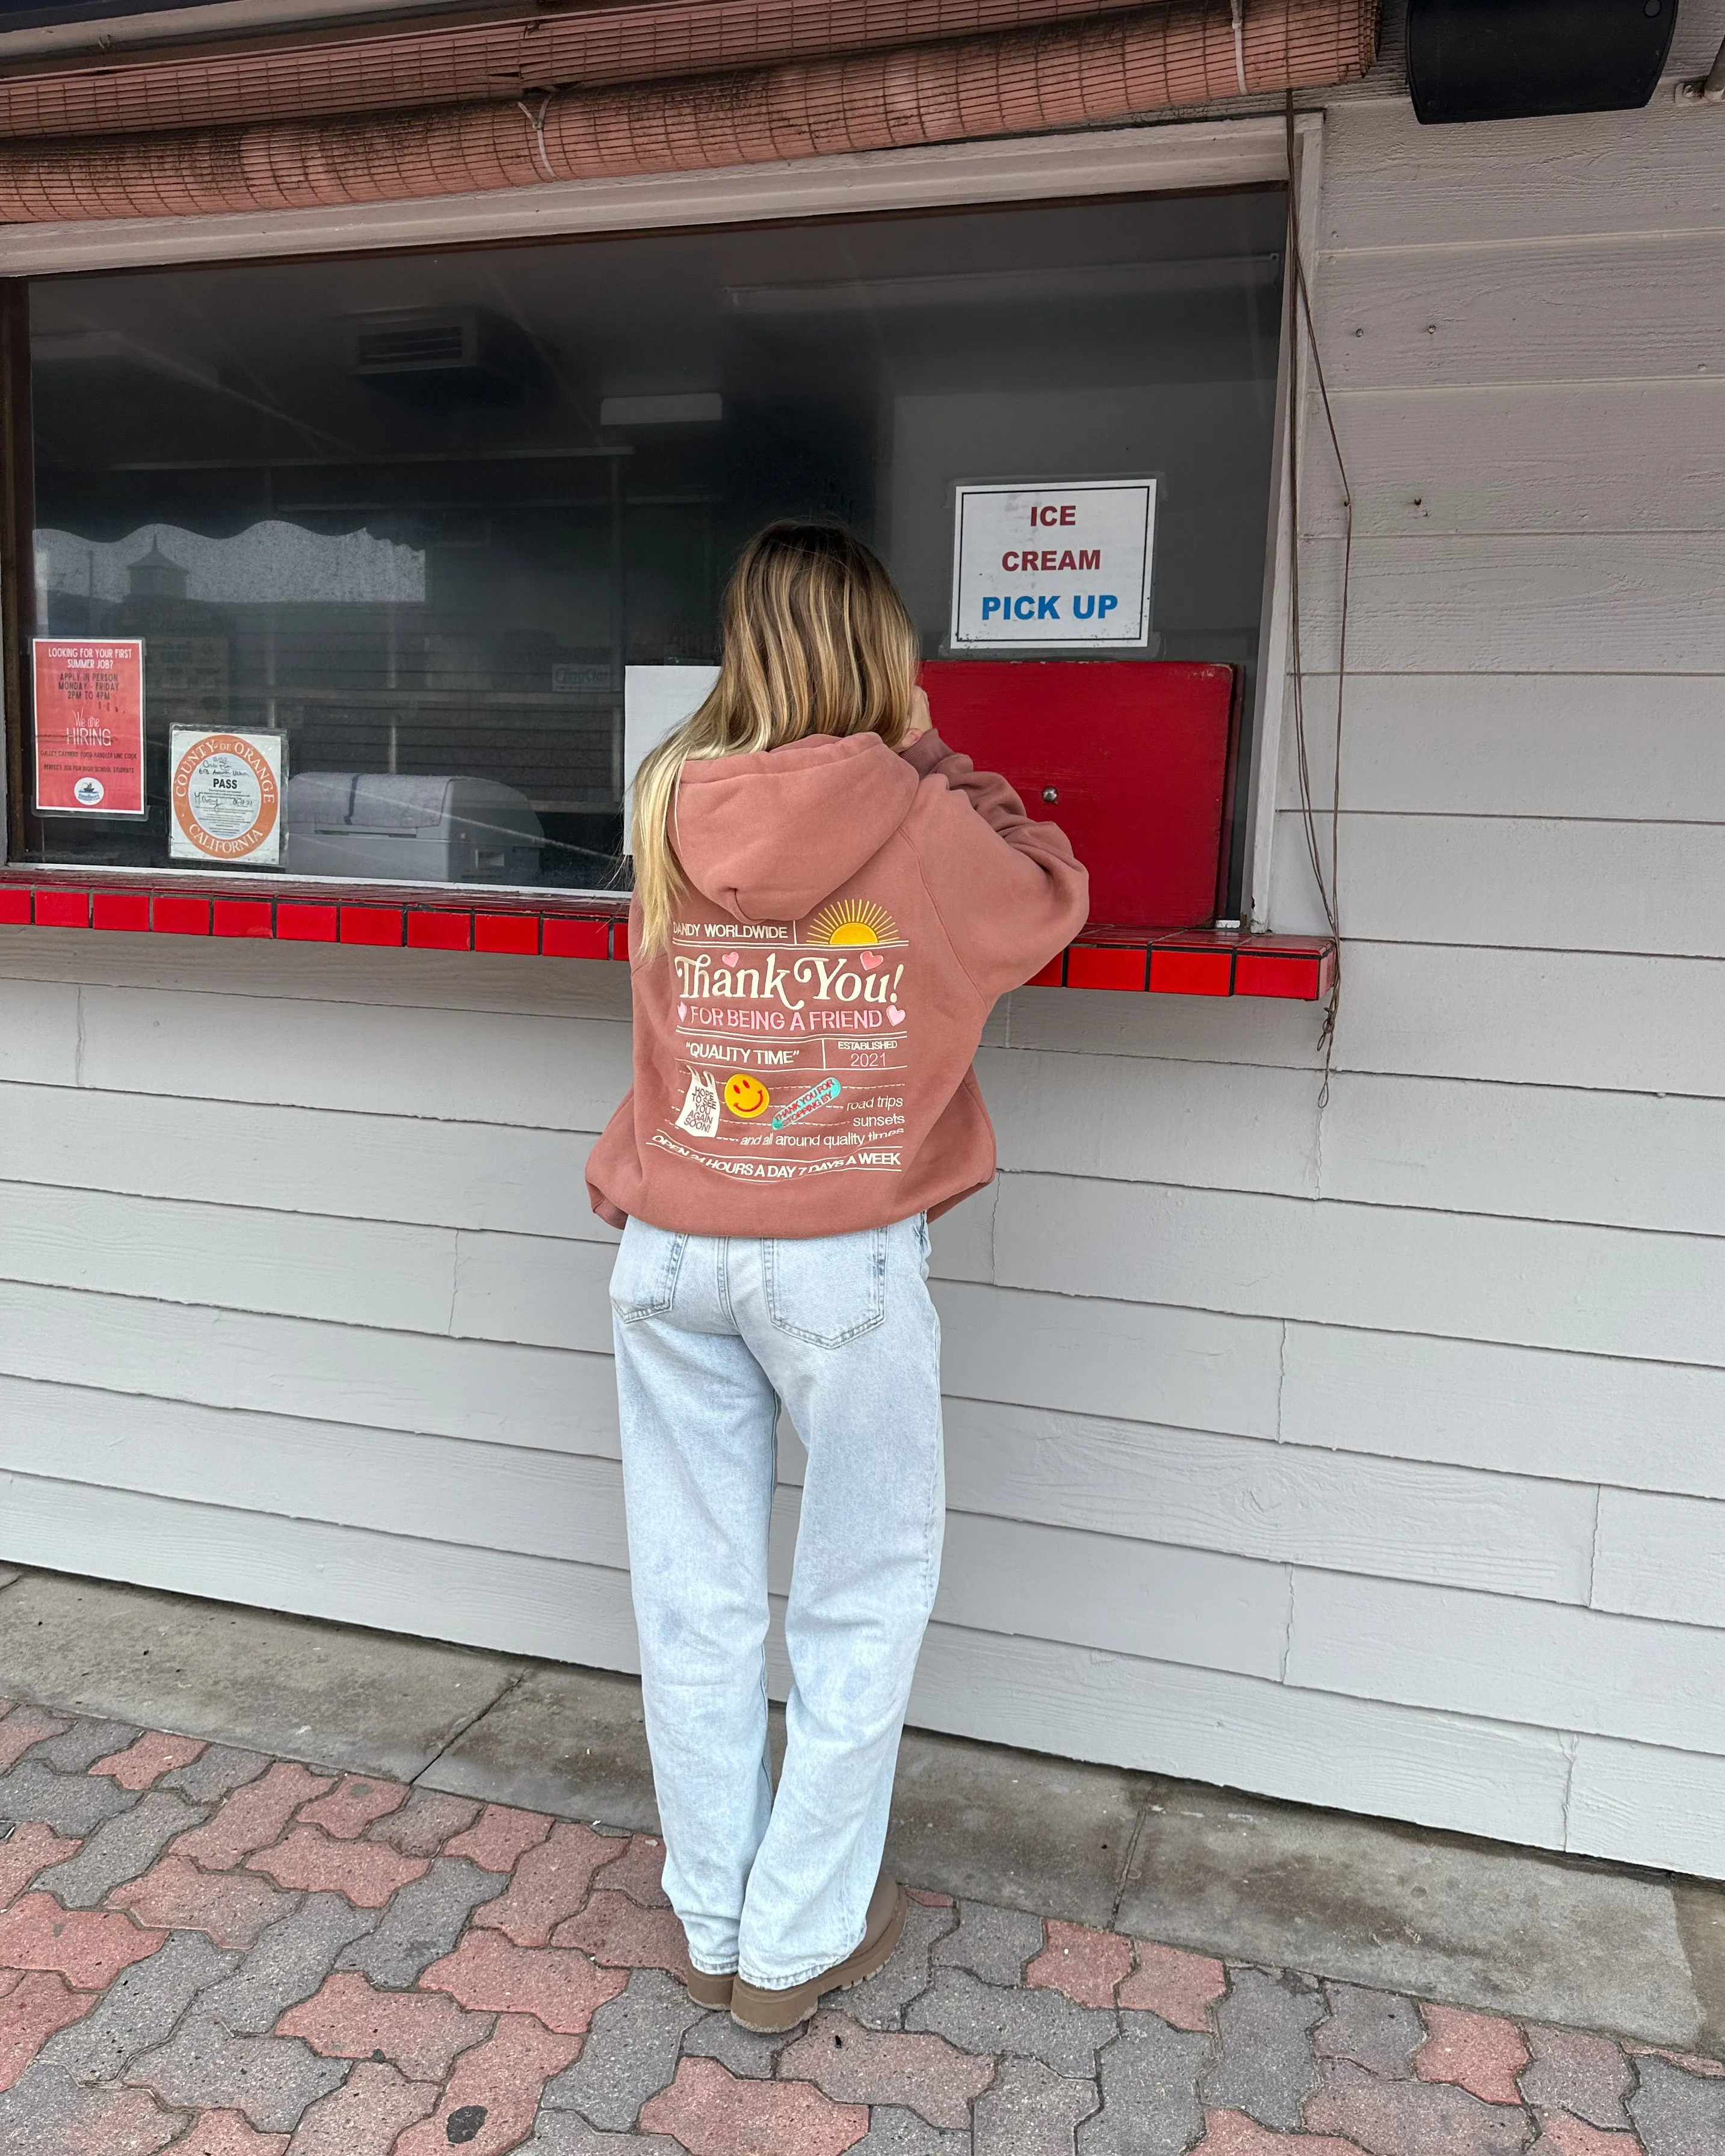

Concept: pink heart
[[677, 1002, 687, 1021], [887, 1006, 906, 1027], [720, 949, 742, 969], [860, 952, 883, 970]]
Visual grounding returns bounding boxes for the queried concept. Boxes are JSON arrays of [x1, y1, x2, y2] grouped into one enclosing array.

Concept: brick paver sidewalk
[[0, 1699, 1720, 2152]]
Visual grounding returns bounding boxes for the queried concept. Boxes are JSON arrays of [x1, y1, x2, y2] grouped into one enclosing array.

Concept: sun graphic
[[807, 899, 898, 947]]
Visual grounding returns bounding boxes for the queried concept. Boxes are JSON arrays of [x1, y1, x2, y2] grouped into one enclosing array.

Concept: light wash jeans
[[610, 1212, 944, 1990]]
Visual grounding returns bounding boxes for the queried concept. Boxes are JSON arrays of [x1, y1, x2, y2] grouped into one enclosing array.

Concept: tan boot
[[682, 1965, 735, 2010], [729, 1874, 907, 2034]]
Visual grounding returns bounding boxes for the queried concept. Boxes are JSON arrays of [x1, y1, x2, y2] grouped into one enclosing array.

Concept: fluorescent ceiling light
[[724, 256, 1281, 315], [600, 392, 724, 427]]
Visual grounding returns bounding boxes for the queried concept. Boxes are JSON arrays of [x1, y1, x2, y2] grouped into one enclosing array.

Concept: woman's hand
[[904, 685, 933, 741]]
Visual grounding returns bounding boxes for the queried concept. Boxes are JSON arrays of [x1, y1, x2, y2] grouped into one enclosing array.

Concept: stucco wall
[[3, 5, 1724, 1876]]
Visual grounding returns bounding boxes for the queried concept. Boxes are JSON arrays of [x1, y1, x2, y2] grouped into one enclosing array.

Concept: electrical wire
[[1283, 88, 1352, 1104]]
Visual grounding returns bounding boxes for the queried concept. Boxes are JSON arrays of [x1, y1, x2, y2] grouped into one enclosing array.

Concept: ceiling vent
[[348, 307, 534, 404], [1408, 0, 1679, 123]]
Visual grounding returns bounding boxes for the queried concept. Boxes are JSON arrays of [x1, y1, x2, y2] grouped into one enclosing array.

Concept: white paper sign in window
[[949, 479, 1156, 649]]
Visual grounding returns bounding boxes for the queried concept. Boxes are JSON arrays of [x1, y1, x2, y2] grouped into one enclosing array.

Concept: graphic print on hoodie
[[661, 896, 913, 1186], [587, 727, 1089, 1238]]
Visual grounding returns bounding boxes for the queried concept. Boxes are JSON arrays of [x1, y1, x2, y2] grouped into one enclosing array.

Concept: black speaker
[[1408, 0, 1680, 123]]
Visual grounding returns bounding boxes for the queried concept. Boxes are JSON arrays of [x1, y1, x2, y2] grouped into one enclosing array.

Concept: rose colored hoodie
[[586, 728, 1088, 1236]]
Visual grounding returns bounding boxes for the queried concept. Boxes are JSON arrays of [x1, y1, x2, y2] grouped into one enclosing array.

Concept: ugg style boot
[[729, 1874, 907, 2033]]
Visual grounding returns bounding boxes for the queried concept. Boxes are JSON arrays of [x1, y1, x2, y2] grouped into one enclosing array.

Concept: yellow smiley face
[[724, 1073, 772, 1120]]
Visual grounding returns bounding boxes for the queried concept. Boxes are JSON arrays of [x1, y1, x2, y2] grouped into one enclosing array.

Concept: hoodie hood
[[671, 732, 919, 923]]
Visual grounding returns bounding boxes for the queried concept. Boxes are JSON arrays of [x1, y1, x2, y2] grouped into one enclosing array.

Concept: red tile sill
[[0, 875, 1333, 1001]]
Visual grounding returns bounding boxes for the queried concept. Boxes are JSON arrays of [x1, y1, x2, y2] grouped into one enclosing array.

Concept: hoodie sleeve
[[898, 730, 1089, 1002]]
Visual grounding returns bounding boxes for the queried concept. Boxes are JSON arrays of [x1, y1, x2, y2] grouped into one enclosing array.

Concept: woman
[[586, 521, 1087, 2031]]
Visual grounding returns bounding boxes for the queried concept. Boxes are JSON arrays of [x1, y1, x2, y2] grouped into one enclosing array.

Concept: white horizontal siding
[[1303, 381, 1725, 538], [1319, 97, 1725, 249], [1318, 1073, 1725, 1239], [1568, 1737, 1725, 1879], [1317, 235, 1725, 392], [1286, 1572, 1725, 1755], [1278, 675, 1725, 822], [994, 1174, 1725, 1367], [0, 1277, 617, 1454], [73, 979, 633, 1127], [931, 1399, 1597, 1604], [909, 1624, 1574, 1853], [1274, 812, 1725, 961], [1279, 1323, 1725, 1500], [1295, 534, 1725, 674], [3, 75, 1724, 1882], [1334, 943, 1725, 1098], [1593, 1488, 1725, 1630]]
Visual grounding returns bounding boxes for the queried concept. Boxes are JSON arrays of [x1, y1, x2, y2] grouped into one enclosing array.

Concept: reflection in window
[[22, 189, 1284, 892]]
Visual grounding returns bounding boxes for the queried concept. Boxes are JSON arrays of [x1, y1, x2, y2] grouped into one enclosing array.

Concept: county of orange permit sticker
[[168, 729, 285, 865]]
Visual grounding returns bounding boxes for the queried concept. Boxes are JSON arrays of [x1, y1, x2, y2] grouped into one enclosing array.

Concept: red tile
[[91, 892, 152, 934], [276, 1971, 490, 2080], [0, 1893, 164, 1987], [1024, 952, 1066, 988], [339, 907, 403, 947], [391, 2014, 582, 2156], [1235, 949, 1321, 1000], [296, 1776, 409, 1841], [406, 910, 471, 952], [0, 1971, 96, 2092], [640, 2057, 869, 2156], [612, 919, 631, 961], [0, 889, 29, 926], [473, 912, 538, 955], [110, 1858, 291, 1949], [542, 917, 610, 960], [276, 902, 338, 943], [173, 1761, 333, 1870], [0, 1821, 81, 1905], [1149, 946, 1232, 997], [154, 895, 212, 937], [90, 1731, 208, 1791], [1026, 1920, 1134, 2009], [1066, 944, 1147, 993], [212, 899, 274, 940], [472, 1822, 616, 1948], [551, 1889, 693, 1982], [244, 1825, 428, 1907], [1415, 2001, 1528, 2105], [32, 888, 90, 929], [442, 1803, 553, 1874], [418, 1931, 625, 2035], [1120, 1941, 1227, 2031]]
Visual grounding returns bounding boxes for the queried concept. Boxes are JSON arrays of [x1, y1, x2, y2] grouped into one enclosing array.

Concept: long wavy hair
[[630, 522, 921, 955]]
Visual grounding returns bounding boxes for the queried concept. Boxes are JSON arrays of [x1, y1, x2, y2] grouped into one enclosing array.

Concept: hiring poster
[[169, 728, 285, 866], [949, 478, 1157, 649], [32, 638, 147, 815]]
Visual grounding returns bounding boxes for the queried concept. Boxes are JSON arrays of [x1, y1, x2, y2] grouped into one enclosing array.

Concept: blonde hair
[[631, 522, 921, 955]]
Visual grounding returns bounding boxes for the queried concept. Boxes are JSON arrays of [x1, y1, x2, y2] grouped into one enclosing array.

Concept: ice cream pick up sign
[[949, 479, 1156, 650]]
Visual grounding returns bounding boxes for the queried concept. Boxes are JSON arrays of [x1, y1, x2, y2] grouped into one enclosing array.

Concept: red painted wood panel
[[921, 659, 1237, 930]]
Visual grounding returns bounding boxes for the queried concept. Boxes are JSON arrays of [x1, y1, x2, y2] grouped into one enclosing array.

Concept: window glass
[[19, 187, 1285, 892]]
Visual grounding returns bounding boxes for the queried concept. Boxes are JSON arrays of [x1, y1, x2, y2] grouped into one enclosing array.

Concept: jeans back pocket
[[609, 1219, 688, 1323], [763, 1227, 888, 1348]]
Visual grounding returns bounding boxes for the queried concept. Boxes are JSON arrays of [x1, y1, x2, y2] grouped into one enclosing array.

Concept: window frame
[[0, 109, 1318, 929]]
